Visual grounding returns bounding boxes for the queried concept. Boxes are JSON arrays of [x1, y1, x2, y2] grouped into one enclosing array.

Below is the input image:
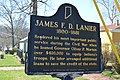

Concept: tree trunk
[[10, 15, 14, 49], [31, 0, 37, 15]]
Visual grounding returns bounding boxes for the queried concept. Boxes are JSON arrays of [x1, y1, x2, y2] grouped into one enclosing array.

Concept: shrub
[[109, 48, 120, 74], [5, 50, 14, 55], [12, 48, 17, 52], [102, 51, 110, 67]]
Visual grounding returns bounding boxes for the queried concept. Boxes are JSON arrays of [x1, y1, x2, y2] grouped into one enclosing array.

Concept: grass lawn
[[0, 70, 87, 80], [0, 70, 59, 80], [0, 52, 24, 67]]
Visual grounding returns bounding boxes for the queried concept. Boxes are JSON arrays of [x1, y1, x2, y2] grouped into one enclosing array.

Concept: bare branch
[[12, 0, 32, 14], [0, 0, 29, 48], [97, 0, 120, 24]]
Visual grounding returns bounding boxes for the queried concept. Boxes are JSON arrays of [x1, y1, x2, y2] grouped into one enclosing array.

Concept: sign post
[[25, 3, 103, 79]]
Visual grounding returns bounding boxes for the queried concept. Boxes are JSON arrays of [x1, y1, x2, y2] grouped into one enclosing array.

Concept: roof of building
[[100, 23, 120, 32], [112, 27, 120, 32], [100, 24, 117, 31], [20, 37, 28, 42], [100, 24, 116, 31]]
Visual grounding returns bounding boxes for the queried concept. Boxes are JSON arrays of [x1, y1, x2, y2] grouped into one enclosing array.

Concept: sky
[[37, 0, 102, 25]]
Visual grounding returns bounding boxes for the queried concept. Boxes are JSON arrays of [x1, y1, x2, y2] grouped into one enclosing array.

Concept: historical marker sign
[[25, 3, 103, 75]]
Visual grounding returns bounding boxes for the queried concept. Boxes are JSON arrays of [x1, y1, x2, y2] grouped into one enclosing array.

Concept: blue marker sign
[[25, 3, 103, 75]]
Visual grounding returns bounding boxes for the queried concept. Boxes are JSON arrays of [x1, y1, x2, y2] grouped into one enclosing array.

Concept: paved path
[[0, 66, 24, 70], [82, 74, 117, 80]]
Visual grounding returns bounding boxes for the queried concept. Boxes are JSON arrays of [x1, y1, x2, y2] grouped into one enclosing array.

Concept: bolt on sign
[[25, 3, 103, 75]]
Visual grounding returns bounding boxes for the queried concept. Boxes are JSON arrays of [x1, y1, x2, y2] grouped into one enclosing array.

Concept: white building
[[19, 37, 28, 53]]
